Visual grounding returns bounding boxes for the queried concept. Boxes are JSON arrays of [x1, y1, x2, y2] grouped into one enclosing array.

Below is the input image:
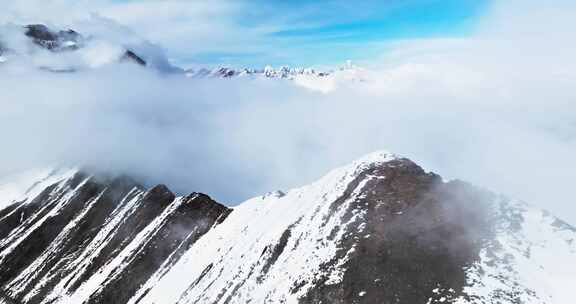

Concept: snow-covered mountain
[[0, 24, 362, 90], [185, 66, 332, 79], [0, 23, 182, 72], [0, 151, 574, 304], [184, 64, 368, 92]]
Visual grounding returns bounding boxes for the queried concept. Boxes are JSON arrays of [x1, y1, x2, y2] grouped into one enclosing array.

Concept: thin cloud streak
[[0, 0, 487, 66]]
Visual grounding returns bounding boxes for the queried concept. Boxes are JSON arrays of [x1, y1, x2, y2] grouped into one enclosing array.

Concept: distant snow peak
[[184, 65, 331, 80], [0, 23, 148, 71], [24, 24, 83, 52], [0, 23, 369, 92], [184, 63, 370, 92]]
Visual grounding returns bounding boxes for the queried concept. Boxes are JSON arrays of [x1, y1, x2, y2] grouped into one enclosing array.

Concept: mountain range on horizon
[[0, 23, 356, 80]]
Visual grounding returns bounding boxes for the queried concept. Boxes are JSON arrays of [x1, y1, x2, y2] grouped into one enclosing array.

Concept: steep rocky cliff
[[0, 152, 574, 304]]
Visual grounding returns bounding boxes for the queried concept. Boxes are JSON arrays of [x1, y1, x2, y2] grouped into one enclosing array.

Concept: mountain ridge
[[0, 151, 574, 303]]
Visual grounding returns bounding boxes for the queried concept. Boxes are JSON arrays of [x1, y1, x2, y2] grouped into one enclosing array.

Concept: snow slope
[[134, 151, 398, 304], [0, 171, 230, 304], [0, 151, 574, 304], [454, 200, 576, 304], [134, 151, 576, 304], [0, 168, 77, 211]]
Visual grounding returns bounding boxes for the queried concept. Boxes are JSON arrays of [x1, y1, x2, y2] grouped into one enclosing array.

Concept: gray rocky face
[[0, 155, 574, 303], [299, 159, 495, 303], [0, 172, 230, 304], [24, 24, 82, 52]]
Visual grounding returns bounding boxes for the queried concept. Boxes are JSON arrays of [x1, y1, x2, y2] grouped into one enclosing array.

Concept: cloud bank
[[1, 1, 576, 224]]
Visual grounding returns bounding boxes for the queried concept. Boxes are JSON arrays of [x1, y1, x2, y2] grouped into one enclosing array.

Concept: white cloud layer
[[1, 0, 576, 225]]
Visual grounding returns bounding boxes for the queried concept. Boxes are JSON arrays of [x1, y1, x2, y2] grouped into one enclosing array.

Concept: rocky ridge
[[0, 152, 574, 303]]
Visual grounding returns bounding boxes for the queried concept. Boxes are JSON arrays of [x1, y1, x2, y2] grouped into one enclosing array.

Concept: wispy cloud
[[0, 0, 487, 66]]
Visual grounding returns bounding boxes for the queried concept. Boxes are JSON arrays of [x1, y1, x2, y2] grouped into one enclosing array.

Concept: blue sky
[[181, 0, 490, 67], [1, 0, 490, 67]]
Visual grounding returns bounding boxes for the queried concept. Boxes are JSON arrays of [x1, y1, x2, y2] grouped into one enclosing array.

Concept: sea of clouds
[[1, 0, 576, 224]]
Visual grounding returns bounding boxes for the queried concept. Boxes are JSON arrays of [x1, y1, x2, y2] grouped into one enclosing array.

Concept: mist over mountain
[[1, 1, 576, 303], [1, 8, 576, 224], [0, 152, 574, 304]]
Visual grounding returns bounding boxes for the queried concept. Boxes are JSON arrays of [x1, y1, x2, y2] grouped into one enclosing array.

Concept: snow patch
[[134, 151, 397, 304]]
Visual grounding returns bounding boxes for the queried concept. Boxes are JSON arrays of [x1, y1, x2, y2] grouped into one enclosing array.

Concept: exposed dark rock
[[0, 289, 20, 304], [300, 159, 495, 304], [121, 50, 147, 66], [24, 24, 81, 52], [0, 173, 104, 289], [0, 24, 147, 67], [258, 227, 292, 282], [0, 172, 230, 304], [10, 175, 139, 304], [0, 156, 569, 303], [25, 24, 57, 43], [87, 192, 230, 304]]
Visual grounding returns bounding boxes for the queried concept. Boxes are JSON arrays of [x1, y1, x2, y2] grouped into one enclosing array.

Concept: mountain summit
[[0, 151, 574, 304], [0, 24, 164, 72]]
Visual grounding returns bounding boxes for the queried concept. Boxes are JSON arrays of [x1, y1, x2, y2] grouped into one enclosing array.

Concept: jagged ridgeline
[[0, 170, 230, 304], [0, 152, 575, 304], [0, 24, 351, 79]]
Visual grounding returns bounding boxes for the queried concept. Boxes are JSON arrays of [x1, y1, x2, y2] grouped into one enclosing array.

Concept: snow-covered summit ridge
[[185, 59, 363, 80], [134, 150, 403, 304], [185, 65, 332, 79], [1, 150, 575, 303], [342, 149, 399, 174], [137, 150, 576, 304], [252, 150, 398, 201]]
